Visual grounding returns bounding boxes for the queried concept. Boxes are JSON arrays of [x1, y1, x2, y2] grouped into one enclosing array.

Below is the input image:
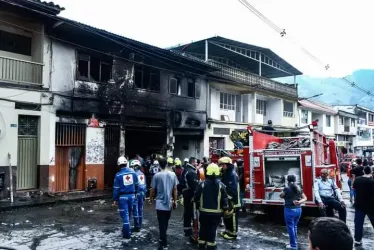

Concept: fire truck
[[211, 121, 341, 212]]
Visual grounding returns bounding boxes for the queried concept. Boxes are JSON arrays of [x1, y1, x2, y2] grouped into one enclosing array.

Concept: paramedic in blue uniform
[[194, 163, 229, 250], [113, 156, 139, 238], [131, 159, 147, 231], [218, 156, 241, 240]]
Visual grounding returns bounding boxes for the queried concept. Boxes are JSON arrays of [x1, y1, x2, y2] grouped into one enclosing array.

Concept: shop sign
[[336, 141, 345, 147]]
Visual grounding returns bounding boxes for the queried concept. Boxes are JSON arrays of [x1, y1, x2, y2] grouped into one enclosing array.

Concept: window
[[351, 119, 355, 127], [339, 116, 343, 125], [187, 79, 195, 98], [326, 115, 331, 127], [0, 30, 31, 56], [369, 114, 374, 122], [301, 110, 308, 124], [283, 100, 294, 117], [256, 99, 267, 115], [77, 52, 112, 82], [134, 65, 160, 91], [169, 78, 178, 94], [220, 92, 236, 110]]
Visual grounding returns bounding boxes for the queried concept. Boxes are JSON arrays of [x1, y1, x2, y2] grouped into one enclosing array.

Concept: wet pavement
[[0, 176, 373, 250]]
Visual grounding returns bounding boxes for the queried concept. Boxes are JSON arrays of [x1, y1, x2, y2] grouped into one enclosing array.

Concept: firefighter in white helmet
[[130, 159, 147, 231]]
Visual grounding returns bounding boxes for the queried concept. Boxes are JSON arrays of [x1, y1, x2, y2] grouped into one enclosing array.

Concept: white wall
[[209, 87, 237, 122], [281, 101, 298, 127], [0, 89, 55, 167], [267, 98, 282, 125]]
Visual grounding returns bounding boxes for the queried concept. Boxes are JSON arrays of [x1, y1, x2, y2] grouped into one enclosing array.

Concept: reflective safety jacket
[[135, 169, 147, 194], [194, 178, 228, 214], [221, 166, 241, 208], [113, 167, 139, 201]]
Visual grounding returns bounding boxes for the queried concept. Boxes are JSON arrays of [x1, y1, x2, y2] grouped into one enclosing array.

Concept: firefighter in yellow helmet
[[218, 157, 241, 240], [167, 157, 175, 172], [194, 163, 229, 250]]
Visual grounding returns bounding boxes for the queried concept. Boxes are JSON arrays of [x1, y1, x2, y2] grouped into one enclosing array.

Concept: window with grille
[[18, 115, 38, 136], [283, 101, 294, 117], [256, 99, 266, 115], [220, 92, 236, 111], [301, 110, 308, 124]]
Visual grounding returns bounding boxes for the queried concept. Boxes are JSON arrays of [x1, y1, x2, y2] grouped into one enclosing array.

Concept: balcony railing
[[208, 61, 297, 98], [0, 56, 43, 85], [344, 126, 350, 132], [283, 111, 295, 118]]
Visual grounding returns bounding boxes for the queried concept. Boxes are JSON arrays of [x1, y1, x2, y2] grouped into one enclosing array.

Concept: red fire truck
[[211, 121, 341, 212]]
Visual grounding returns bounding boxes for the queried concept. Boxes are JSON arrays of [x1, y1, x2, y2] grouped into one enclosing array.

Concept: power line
[[238, 0, 374, 99]]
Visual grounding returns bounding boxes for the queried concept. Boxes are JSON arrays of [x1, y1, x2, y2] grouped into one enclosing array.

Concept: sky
[[52, 0, 374, 77]]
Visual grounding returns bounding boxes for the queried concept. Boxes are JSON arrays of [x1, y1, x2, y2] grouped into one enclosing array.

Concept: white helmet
[[118, 156, 128, 166], [131, 160, 141, 167], [184, 158, 189, 162], [153, 160, 159, 165]]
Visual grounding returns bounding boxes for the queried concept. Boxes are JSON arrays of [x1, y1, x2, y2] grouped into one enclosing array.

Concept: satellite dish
[[0, 112, 6, 140]]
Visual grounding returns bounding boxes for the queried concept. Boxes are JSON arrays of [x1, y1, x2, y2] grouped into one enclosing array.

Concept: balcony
[[344, 126, 350, 132], [208, 61, 297, 98], [0, 56, 43, 85], [283, 111, 295, 118]]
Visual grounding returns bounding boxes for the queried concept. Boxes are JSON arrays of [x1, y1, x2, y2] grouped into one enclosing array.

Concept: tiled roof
[[298, 99, 337, 115]]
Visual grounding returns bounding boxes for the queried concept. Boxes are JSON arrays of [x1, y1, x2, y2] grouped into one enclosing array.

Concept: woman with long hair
[[280, 175, 307, 249]]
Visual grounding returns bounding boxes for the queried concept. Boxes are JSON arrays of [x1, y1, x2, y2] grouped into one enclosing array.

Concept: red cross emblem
[[125, 175, 131, 181], [140, 176, 144, 181]]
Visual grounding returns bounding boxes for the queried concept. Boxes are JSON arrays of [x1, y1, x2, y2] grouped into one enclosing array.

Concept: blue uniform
[[113, 167, 139, 238], [134, 169, 147, 229]]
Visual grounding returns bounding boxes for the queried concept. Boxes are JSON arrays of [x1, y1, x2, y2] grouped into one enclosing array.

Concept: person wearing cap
[[218, 156, 241, 240], [194, 163, 229, 250], [150, 160, 161, 182], [113, 156, 139, 239], [131, 159, 147, 231], [180, 157, 199, 239]]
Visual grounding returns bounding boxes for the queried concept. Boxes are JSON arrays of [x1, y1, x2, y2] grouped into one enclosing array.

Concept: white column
[[259, 53, 262, 76], [205, 40, 209, 61]]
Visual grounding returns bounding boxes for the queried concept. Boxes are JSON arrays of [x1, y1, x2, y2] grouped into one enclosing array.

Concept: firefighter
[[180, 157, 199, 239], [167, 157, 175, 172], [131, 159, 146, 230], [194, 163, 229, 250], [113, 156, 139, 239], [150, 160, 161, 181], [218, 156, 241, 240]]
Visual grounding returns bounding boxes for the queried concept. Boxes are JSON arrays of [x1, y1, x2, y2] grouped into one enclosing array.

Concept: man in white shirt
[[314, 169, 346, 222]]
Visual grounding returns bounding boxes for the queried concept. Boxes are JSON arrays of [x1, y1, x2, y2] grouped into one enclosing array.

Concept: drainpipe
[[8, 153, 13, 203]]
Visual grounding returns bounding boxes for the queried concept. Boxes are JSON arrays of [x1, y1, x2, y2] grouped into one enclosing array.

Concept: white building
[[171, 37, 302, 156], [334, 105, 373, 156], [298, 99, 337, 138]]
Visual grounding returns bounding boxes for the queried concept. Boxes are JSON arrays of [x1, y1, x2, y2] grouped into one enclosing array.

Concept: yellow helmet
[[206, 163, 220, 176], [167, 157, 174, 164], [218, 156, 232, 165], [175, 159, 182, 166]]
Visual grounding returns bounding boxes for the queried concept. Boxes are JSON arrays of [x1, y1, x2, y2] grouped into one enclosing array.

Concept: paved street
[[0, 177, 373, 250]]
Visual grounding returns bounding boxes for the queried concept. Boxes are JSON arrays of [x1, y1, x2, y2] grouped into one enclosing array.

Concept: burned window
[[76, 52, 112, 82], [134, 65, 160, 92], [187, 79, 195, 98], [169, 78, 178, 94], [0, 30, 31, 56]]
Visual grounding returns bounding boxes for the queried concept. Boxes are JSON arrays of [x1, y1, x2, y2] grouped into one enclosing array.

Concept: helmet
[[153, 160, 159, 165], [206, 163, 220, 176], [117, 156, 128, 166], [218, 156, 232, 165], [167, 157, 174, 164], [184, 158, 189, 163], [175, 159, 182, 166], [131, 160, 141, 167]]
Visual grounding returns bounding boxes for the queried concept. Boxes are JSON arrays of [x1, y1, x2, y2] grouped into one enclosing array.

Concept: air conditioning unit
[[171, 111, 206, 129]]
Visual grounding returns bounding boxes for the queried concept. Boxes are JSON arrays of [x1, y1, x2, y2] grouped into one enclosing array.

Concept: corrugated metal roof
[[298, 99, 337, 115]]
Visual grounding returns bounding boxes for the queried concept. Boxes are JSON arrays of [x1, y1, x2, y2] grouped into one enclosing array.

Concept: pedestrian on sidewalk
[[280, 175, 307, 249], [308, 217, 353, 250], [150, 157, 179, 250], [352, 166, 374, 247], [113, 156, 139, 239]]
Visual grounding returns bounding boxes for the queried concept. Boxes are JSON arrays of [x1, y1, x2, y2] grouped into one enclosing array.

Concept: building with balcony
[[171, 37, 302, 155], [298, 99, 337, 138], [0, 0, 215, 198], [333, 105, 374, 155]]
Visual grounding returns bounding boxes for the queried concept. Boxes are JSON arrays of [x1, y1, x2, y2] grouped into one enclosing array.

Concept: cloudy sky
[[52, 0, 373, 77]]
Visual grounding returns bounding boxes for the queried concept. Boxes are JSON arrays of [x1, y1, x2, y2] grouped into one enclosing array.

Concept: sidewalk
[[0, 190, 112, 212]]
